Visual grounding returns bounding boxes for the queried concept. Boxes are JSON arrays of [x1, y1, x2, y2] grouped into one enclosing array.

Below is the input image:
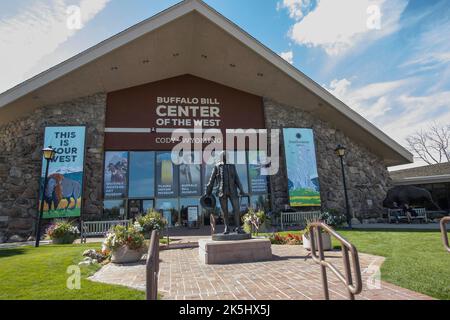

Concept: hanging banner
[[248, 150, 269, 194], [156, 152, 179, 197], [283, 128, 321, 207], [104, 151, 128, 199], [179, 151, 202, 196], [39, 126, 86, 219]]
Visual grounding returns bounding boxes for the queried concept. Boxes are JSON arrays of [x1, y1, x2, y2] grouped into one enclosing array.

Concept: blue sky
[[1, 0, 449, 169]]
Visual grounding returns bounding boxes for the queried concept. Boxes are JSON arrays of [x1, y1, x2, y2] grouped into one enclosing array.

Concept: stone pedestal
[[199, 238, 272, 265]]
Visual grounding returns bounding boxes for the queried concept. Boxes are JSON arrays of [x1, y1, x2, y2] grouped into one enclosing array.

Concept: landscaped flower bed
[[269, 233, 302, 245]]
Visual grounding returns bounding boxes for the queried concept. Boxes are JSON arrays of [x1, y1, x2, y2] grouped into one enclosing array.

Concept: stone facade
[[264, 98, 392, 219], [0, 94, 106, 242]]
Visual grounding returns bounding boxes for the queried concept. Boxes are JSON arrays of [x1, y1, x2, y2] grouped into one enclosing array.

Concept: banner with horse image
[[40, 126, 86, 219], [283, 128, 321, 207], [104, 151, 128, 199]]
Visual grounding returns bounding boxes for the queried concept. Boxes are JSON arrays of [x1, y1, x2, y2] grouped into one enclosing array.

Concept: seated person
[[391, 202, 402, 224], [403, 204, 417, 223]]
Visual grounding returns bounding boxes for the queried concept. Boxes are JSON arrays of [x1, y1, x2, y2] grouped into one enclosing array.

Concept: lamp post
[[35, 146, 56, 248], [335, 145, 352, 229]]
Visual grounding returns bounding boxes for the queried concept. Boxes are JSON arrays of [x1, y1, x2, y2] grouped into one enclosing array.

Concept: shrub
[[320, 210, 347, 228], [135, 210, 167, 237], [46, 220, 79, 240], [102, 225, 145, 251], [242, 208, 267, 234]]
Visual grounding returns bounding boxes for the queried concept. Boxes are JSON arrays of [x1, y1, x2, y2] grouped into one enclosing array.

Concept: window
[[103, 200, 126, 219], [250, 194, 270, 212], [129, 152, 155, 198], [156, 198, 179, 227], [232, 151, 249, 194]]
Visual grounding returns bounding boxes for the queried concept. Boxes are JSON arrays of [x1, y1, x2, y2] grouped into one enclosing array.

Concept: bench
[[80, 220, 132, 243], [388, 208, 428, 224], [280, 211, 321, 230]]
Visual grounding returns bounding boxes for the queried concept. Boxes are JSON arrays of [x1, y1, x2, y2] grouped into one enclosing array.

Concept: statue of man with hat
[[203, 151, 246, 234]]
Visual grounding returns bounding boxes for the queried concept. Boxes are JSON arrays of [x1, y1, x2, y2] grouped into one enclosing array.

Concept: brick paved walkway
[[89, 245, 433, 300]]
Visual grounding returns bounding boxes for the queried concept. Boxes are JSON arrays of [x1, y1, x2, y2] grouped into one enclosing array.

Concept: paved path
[[89, 245, 433, 300]]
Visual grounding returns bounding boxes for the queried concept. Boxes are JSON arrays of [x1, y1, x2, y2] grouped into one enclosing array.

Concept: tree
[[406, 123, 450, 165]]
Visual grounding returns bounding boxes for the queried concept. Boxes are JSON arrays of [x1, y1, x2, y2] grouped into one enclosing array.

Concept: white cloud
[[288, 0, 408, 55], [325, 78, 450, 154], [280, 50, 294, 64], [326, 78, 410, 119], [399, 19, 450, 93], [276, 0, 315, 21], [0, 0, 110, 93]]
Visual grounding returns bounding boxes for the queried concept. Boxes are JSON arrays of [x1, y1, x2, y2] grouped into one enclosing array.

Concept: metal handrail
[[308, 222, 362, 300], [440, 217, 450, 253], [146, 230, 160, 300]]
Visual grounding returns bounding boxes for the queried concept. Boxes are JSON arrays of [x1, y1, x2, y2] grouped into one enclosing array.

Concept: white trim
[[105, 128, 152, 133], [156, 128, 221, 133], [392, 175, 450, 185], [0, 0, 412, 164]]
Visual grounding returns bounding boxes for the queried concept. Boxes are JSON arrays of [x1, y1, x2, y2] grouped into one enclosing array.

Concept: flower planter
[[302, 232, 332, 251], [111, 246, 143, 264], [51, 234, 77, 244]]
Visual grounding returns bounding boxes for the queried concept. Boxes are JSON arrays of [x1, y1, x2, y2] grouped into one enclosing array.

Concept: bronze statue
[[205, 151, 246, 234]]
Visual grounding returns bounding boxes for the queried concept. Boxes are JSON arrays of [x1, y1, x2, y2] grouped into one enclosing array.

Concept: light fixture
[[35, 145, 56, 247], [42, 146, 56, 160], [257, 72, 264, 77], [335, 144, 346, 157], [334, 144, 352, 228]]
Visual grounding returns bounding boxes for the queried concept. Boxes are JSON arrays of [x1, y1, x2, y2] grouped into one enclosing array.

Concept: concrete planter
[[302, 232, 332, 251], [111, 246, 143, 264], [51, 234, 77, 244]]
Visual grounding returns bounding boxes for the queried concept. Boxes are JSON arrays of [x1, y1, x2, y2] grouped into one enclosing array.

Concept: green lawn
[[0, 243, 145, 300], [271, 229, 450, 300]]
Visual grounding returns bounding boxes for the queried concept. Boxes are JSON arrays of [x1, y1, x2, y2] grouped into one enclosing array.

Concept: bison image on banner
[[40, 126, 86, 219], [283, 128, 321, 207], [104, 151, 129, 199]]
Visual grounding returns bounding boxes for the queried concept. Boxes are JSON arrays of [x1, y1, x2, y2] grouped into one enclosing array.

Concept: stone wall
[[264, 98, 392, 219], [0, 94, 106, 242]]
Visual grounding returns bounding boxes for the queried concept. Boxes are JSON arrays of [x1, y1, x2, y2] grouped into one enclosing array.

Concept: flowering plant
[[242, 208, 267, 234], [46, 220, 79, 240], [320, 210, 346, 228], [102, 225, 145, 251], [135, 210, 167, 236], [269, 233, 302, 245]]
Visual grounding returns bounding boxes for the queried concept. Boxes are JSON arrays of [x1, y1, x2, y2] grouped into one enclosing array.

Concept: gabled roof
[[391, 162, 450, 185], [0, 0, 413, 166]]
